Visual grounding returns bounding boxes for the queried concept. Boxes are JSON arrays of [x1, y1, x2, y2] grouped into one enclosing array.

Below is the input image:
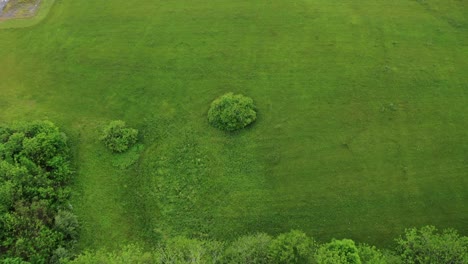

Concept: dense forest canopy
[[0, 121, 78, 263]]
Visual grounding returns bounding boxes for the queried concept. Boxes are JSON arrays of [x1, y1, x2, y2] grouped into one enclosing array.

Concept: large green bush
[[100, 120, 138, 153], [357, 244, 390, 264], [396, 226, 468, 264], [208, 93, 257, 131], [0, 121, 77, 263], [268, 230, 314, 264], [316, 239, 361, 264]]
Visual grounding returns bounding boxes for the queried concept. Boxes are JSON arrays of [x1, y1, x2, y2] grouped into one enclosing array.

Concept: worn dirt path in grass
[[0, 0, 54, 29], [0, 0, 9, 15], [0, 0, 41, 20]]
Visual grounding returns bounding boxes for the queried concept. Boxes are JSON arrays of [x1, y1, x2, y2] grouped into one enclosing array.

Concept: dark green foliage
[[54, 210, 79, 241], [0, 180, 14, 213], [100, 120, 138, 153], [208, 93, 257, 131], [223, 233, 272, 264], [316, 239, 362, 264], [357, 244, 388, 264], [0, 121, 76, 263], [268, 230, 314, 264], [50, 247, 72, 264], [396, 226, 468, 264], [1, 200, 63, 263]]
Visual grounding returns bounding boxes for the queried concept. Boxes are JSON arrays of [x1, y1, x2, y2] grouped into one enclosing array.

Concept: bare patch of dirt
[[0, 1, 8, 13], [0, 0, 41, 20]]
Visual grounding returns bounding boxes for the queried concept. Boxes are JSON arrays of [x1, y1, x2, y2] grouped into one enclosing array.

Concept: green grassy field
[[0, 0, 467, 252]]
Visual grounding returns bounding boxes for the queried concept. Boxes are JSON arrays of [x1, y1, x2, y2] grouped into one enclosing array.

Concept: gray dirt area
[[0, 0, 41, 20], [0, 0, 9, 15]]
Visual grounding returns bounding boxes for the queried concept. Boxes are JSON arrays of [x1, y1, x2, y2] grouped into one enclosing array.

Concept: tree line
[[1, 121, 466, 263], [68, 226, 467, 264]]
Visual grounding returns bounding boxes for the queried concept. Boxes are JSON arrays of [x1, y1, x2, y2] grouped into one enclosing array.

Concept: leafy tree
[[316, 239, 361, 264], [396, 226, 468, 264], [268, 230, 314, 264], [68, 226, 467, 264], [100, 120, 138, 153], [223, 233, 272, 264], [54, 210, 79, 241], [0, 121, 75, 263], [0, 180, 14, 213], [357, 244, 388, 264], [208, 93, 257, 131], [50, 247, 72, 264], [1, 200, 63, 263]]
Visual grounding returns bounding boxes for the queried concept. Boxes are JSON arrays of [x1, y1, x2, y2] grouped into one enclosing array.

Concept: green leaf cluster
[[316, 239, 361, 264], [396, 226, 468, 264], [208, 93, 257, 131], [100, 120, 138, 153], [0, 121, 77, 263], [268, 230, 314, 263]]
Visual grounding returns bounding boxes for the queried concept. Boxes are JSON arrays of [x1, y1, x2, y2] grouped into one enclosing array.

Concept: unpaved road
[[0, 0, 41, 20]]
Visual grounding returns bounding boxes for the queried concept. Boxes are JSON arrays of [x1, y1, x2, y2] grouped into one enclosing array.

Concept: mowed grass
[[0, 0, 467, 251]]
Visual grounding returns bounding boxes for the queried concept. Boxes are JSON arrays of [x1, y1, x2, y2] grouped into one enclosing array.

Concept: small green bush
[[316, 239, 362, 264], [357, 244, 388, 264], [268, 230, 314, 264], [100, 120, 138, 153], [208, 92, 257, 131]]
